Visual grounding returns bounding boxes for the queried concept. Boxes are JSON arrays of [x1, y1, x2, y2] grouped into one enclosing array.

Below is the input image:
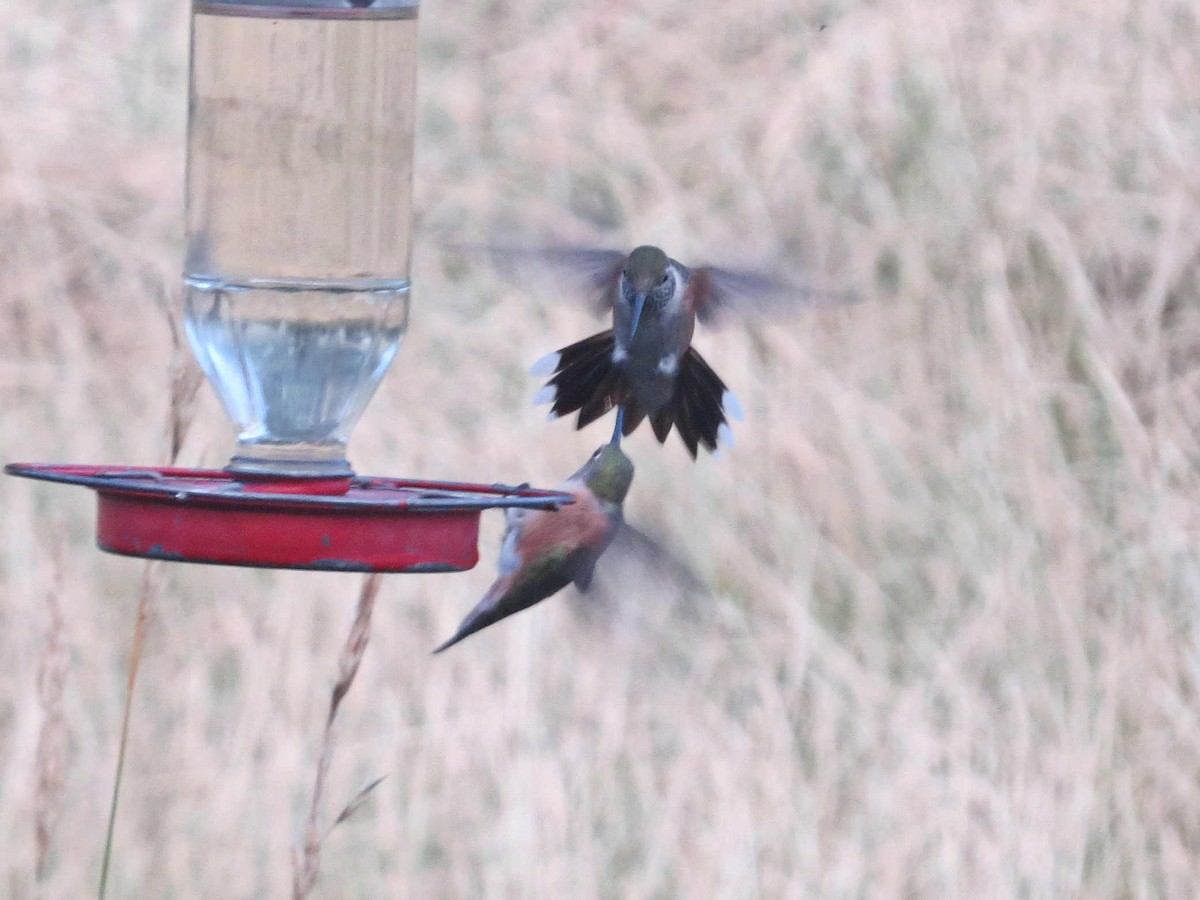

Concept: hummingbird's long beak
[[629, 292, 647, 338]]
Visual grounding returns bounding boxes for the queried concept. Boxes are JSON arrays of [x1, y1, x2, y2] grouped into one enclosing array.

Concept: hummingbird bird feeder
[[5, 0, 571, 571]]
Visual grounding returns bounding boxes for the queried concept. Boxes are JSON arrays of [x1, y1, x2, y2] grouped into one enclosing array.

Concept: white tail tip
[[717, 423, 735, 451], [722, 390, 745, 422], [533, 384, 557, 406], [530, 351, 561, 377]]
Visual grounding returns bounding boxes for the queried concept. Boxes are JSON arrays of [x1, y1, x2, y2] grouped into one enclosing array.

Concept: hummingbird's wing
[[688, 265, 860, 324], [448, 244, 626, 315], [570, 502, 624, 592], [571, 555, 599, 592], [520, 247, 627, 314], [607, 523, 708, 595]]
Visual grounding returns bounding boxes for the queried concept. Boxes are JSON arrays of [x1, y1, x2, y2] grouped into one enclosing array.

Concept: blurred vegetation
[[2, 0, 1200, 896]]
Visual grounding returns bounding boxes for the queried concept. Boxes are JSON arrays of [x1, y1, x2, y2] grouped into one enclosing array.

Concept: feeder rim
[[4, 463, 574, 513], [194, 0, 419, 20]]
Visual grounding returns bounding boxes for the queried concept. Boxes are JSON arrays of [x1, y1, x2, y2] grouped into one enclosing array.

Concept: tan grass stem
[[292, 573, 384, 899]]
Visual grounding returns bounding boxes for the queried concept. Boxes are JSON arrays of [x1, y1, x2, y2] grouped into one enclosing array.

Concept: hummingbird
[[433, 443, 635, 653], [525, 245, 848, 458]]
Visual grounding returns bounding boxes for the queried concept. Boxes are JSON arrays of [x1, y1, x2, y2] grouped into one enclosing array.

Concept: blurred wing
[[690, 265, 861, 324], [446, 243, 626, 314], [596, 523, 709, 597]]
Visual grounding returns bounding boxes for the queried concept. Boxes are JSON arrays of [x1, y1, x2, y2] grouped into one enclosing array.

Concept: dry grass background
[[3, 0, 1200, 896]]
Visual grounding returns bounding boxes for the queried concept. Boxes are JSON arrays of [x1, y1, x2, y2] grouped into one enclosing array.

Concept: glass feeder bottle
[[183, 0, 420, 477]]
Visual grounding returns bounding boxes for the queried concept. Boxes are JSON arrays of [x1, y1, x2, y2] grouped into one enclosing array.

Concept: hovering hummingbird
[[525, 245, 848, 457], [433, 444, 635, 653]]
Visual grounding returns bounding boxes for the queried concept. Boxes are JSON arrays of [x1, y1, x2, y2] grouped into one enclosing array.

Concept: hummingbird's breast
[[611, 267, 694, 413]]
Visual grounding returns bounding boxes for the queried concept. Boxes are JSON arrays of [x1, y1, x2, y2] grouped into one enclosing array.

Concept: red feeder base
[[4, 464, 573, 572]]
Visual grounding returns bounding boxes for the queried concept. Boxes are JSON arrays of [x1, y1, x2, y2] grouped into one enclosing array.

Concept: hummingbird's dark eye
[[659, 273, 670, 286]]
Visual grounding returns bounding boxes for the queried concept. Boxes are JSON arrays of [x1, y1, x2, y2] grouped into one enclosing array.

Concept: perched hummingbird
[[433, 444, 635, 653], [526, 245, 847, 458]]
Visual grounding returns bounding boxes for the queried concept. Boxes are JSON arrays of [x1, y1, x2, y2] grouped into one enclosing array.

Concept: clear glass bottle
[[183, 0, 419, 477]]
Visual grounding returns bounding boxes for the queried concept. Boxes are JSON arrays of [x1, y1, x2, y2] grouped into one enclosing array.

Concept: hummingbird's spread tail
[[432, 546, 595, 652], [431, 571, 564, 654], [651, 346, 737, 458], [533, 330, 739, 459]]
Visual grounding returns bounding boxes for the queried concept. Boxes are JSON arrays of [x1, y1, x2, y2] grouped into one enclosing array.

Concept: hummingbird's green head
[[621, 246, 673, 338], [623, 245, 670, 294], [577, 444, 635, 505]]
